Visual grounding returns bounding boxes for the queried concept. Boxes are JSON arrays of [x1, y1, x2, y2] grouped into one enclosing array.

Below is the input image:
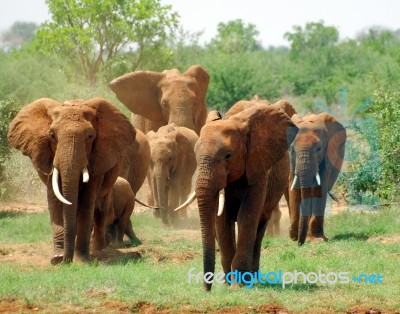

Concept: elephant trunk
[[297, 187, 311, 246], [54, 136, 87, 262], [154, 166, 169, 225], [195, 160, 217, 291], [168, 106, 194, 131], [297, 169, 314, 246]]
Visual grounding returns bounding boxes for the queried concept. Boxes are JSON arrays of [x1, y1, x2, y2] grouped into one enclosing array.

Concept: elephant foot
[[128, 237, 142, 247], [74, 252, 90, 264], [289, 227, 299, 241], [153, 210, 161, 219], [50, 254, 64, 265], [289, 232, 299, 241], [92, 238, 107, 252], [306, 235, 329, 243]]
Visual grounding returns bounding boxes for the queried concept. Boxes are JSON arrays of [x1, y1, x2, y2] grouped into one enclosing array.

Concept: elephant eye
[[50, 131, 57, 141], [225, 152, 232, 161]]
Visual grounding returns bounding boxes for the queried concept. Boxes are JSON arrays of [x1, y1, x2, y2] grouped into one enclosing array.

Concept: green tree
[[284, 21, 340, 103], [34, 0, 179, 83], [361, 84, 400, 200], [209, 19, 261, 54]]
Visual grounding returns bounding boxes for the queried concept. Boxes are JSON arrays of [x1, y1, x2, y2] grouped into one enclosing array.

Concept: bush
[[0, 99, 20, 197], [338, 84, 400, 204]]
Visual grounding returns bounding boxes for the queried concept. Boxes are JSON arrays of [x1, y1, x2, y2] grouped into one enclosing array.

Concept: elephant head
[[8, 98, 135, 263], [146, 123, 198, 226], [289, 113, 346, 245], [193, 104, 297, 290], [109, 65, 210, 135]]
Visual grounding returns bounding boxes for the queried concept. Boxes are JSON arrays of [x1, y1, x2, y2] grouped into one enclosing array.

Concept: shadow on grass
[[331, 233, 369, 241], [0, 211, 24, 219], [91, 247, 145, 265]]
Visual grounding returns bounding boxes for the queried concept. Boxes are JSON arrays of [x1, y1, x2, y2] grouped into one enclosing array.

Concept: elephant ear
[[235, 105, 298, 185], [272, 99, 297, 118], [183, 65, 210, 99], [205, 110, 222, 123], [109, 71, 165, 122], [7, 98, 60, 174], [291, 114, 303, 125], [84, 98, 136, 176], [322, 113, 347, 188], [251, 95, 270, 106], [146, 130, 156, 141], [225, 100, 254, 119]]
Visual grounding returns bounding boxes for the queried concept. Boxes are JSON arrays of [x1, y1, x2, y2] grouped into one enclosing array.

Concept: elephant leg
[[266, 205, 281, 236], [92, 209, 107, 252], [117, 199, 138, 244], [124, 220, 140, 243], [216, 215, 236, 276], [105, 224, 116, 245], [309, 192, 329, 241], [147, 173, 156, 209], [233, 189, 264, 273], [75, 192, 97, 261], [169, 180, 181, 227], [266, 216, 273, 236], [252, 219, 268, 272], [289, 189, 301, 241], [273, 206, 282, 236], [47, 188, 64, 265]]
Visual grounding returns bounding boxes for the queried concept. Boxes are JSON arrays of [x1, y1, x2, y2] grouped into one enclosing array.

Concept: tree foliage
[[1, 5, 400, 204], [34, 0, 179, 83], [209, 19, 261, 54]]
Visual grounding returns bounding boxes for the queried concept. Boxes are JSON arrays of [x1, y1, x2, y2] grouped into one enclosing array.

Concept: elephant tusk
[[82, 167, 89, 183], [52, 168, 72, 205], [316, 172, 321, 186], [290, 175, 298, 190], [217, 189, 225, 216], [174, 191, 196, 211]]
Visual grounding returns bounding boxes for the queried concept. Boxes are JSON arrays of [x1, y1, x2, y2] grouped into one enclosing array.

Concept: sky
[[0, 0, 399, 47]]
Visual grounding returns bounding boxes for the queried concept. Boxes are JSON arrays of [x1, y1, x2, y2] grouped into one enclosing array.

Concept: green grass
[[0, 208, 399, 313]]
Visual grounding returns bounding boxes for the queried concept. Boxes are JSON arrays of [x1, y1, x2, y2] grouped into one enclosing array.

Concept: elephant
[[7, 97, 147, 264], [225, 97, 296, 238], [176, 98, 298, 290], [97, 177, 140, 246], [109, 65, 210, 135], [146, 123, 198, 227], [288, 112, 346, 245], [93, 128, 150, 251]]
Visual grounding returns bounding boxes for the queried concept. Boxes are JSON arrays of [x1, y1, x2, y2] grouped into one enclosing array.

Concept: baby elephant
[[146, 123, 198, 227], [96, 177, 140, 247]]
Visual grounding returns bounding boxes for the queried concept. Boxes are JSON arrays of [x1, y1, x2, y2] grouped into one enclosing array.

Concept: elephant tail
[[135, 198, 159, 210]]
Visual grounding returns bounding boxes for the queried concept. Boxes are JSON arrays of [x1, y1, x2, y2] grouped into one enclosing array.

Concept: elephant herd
[[7, 65, 346, 291]]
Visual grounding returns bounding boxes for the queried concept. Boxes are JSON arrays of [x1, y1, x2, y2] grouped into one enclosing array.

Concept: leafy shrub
[[338, 84, 400, 204], [0, 99, 20, 197]]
